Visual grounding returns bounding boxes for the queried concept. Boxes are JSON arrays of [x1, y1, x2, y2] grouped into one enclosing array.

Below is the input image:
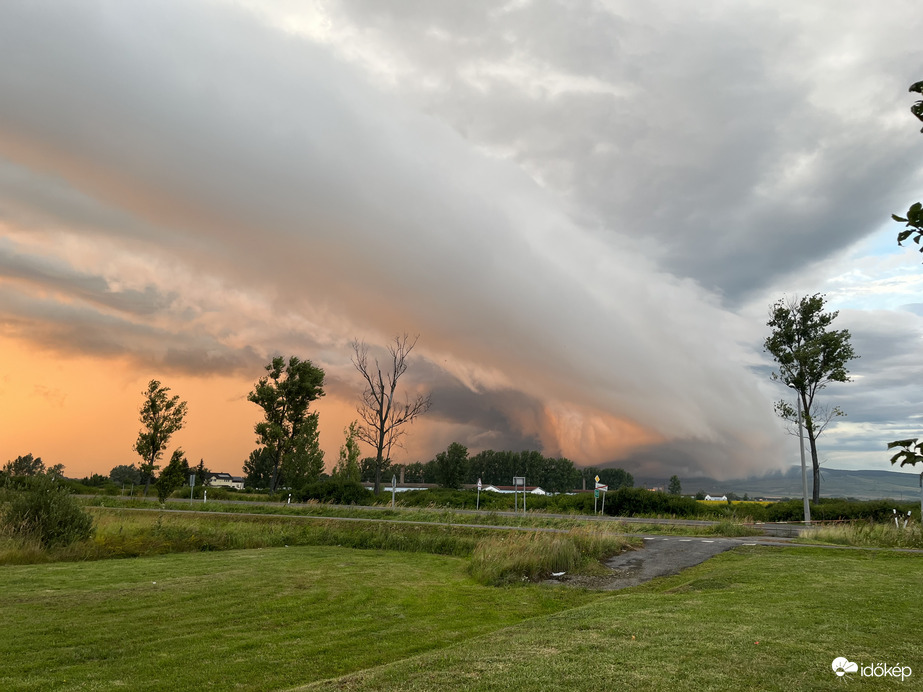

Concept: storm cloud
[[0, 0, 921, 477]]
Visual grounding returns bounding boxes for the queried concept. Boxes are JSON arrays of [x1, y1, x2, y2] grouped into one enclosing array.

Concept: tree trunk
[[269, 446, 283, 495], [807, 428, 821, 503]]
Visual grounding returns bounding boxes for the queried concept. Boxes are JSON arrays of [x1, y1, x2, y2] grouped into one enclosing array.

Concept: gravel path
[[597, 536, 752, 590]]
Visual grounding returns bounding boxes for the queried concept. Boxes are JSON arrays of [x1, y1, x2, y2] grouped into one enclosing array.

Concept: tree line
[[342, 443, 634, 495]]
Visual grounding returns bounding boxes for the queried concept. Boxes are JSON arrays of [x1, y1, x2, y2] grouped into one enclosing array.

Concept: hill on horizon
[[634, 466, 923, 502]]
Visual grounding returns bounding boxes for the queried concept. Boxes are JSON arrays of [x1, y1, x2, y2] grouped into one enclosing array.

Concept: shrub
[[296, 479, 373, 505], [397, 488, 512, 511], [1, 475, 95, 547], [601, 487, 702, 518], [766, 498, 918, 523]]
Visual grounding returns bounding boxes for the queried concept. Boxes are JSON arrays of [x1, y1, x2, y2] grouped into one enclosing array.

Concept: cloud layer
[[1, 1, 921, 478]]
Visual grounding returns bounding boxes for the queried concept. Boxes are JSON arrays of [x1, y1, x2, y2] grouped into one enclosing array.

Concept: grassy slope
[[303, 547, 923, 692], [0, 546, 596, 691]]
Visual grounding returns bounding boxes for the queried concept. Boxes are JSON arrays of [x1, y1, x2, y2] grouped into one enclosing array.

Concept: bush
[[601, 487, 702, 518], [296, 479, 373, 505], [766, 498, 919, 522], [1, 476, 95, 547], [397, 488, 512, 511]]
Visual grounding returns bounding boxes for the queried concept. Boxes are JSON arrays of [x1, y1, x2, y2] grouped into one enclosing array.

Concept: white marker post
[[391, 474, 397, 509], [189, 473, 195, 503], [596, 483, 608, 515], [477, 478, 482, 511]]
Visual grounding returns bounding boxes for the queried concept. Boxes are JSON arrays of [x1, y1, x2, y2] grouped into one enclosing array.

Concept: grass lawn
[[3, 537, 922, 691], [0, 545, 598, 691], [302, 546, 923, 691]]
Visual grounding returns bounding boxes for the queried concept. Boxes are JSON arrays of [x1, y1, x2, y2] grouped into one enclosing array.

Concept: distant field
[[2, 542, 922, 691]]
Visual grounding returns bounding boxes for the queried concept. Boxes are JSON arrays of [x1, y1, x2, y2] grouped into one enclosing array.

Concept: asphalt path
[[597, 536, 761, 590]]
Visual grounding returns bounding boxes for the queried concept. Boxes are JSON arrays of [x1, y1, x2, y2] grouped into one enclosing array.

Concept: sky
[[1, 0, 922, 481]]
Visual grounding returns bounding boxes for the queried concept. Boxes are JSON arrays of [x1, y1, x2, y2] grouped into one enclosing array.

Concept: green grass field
[[2, 539, 922, 691]]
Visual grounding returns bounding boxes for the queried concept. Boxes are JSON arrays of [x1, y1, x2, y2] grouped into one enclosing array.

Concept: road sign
[[595, 483, 608, 491], [477, 478, 482, 490], [594, 489, 599, 498], [513, 476, 525, 486], [595, 475, 600, 483]]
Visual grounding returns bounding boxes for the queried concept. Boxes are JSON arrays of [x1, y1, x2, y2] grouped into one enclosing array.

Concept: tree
[[764, 294, 857, 502], [193, 459, 211, 487], [332, 421, 361, 483], [434, 442, 468, 489], [668, 475, 682, 495], [892, 82, 923, 256], [248, 355, 325, 494], [109, 463, 141, 486], [133, 380, 188, 496], [281, 413, 325, 488], [359, 456, 391, 483], [888, 439, 923, 519], [888, 82, 923, 477], [156, 448, 189, 503], [351, 335, 432, 493], [3, 453, 46, 476], [243, 447, 274, 489]]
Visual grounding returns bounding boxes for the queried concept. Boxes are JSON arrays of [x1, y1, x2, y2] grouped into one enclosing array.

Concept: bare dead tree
[[351, 334, 432, 493]]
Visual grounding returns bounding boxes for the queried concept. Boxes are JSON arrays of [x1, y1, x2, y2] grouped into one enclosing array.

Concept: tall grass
[[1, 509, 641, 586], [468, 527, 635, 585], [0, 509, 487, 565], [799, 520, 923, 549]]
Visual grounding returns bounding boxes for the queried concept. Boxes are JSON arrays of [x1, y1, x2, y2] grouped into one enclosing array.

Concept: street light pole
[[794, 393, 812, 526]]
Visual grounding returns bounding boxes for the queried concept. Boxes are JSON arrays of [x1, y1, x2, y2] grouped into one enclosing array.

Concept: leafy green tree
[[3, 453, 46, 476], [156, 449, 190, 503], [434, 442, 468, 489], [888, 82, 923, 467], [332, 421, 361, 483], [359, 456, 391, 483], [695, 490, 706, 500], [668, 475, 682, 495], [351, 335, 432, 493], [888, 439, 923, 467], [243, 447, 274, 489], [193, 459, 210, 487], [248, 355, 325, 494], [402, 461, 426, 483], [764, 294, 857, 502], [133, 380, 188, 496], [892, 81, 923, 256], [80, 473, 111, 488], [281, 413, 325, 488], [109, 463, 141, 486], [598, 468, 634, 491]]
